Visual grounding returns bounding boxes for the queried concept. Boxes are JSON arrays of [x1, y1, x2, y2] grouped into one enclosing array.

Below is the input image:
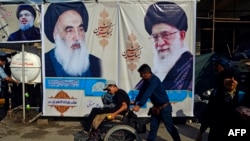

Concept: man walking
[[132, 64, 181, 141]]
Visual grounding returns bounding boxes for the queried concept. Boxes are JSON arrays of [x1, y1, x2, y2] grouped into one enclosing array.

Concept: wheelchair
[[86, 110, 147, 141]]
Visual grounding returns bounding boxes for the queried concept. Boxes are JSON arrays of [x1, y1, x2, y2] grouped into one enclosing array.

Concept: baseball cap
[[103, 80, 116, 90]]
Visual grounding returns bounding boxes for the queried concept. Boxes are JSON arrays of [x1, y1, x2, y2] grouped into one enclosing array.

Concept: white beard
[[152, 36, 188, 81], [54, 34, 90, 76], [19, 20, 34, 31]]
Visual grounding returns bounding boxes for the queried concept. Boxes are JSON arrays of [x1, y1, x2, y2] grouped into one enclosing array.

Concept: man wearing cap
[[44, 2, 101, 77], [77, 80, 130, 137], [144, 1, 193, 90], [7, 5, 40, 41]]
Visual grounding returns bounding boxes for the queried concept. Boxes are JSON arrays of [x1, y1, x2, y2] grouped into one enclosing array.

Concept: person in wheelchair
[[76, 80, 130, 138]]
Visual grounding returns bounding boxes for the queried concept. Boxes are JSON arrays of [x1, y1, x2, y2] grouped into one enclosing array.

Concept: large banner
[[0, 0, 196, 117]]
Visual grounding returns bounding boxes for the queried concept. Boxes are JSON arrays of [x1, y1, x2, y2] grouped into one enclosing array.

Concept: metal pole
[[212, 0, 215, 53], [22, 44, 25, 123]]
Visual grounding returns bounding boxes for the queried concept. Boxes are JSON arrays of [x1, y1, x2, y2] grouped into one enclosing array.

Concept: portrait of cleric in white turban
[[144, 1, 193, 90], [44, 2, 102, 77]]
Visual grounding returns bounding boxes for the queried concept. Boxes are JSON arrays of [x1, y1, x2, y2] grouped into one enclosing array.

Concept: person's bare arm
[[110, 102, 128, 119], [4, 76, 19, 84]]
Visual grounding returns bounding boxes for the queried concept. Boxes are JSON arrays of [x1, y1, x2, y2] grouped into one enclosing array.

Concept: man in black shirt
[[78, 80, 130, 137]]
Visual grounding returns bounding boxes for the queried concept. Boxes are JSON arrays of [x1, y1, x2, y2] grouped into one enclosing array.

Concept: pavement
[[0, 108, 209, 141]]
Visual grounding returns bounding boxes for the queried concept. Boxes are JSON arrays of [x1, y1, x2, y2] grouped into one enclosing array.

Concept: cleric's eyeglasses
[[149, 31, 178, 42]]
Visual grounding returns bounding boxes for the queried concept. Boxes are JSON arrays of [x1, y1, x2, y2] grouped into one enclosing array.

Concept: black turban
[[44, 2, 89, 43], [144, 1, 188, 35], [16, 5, 36, 19]]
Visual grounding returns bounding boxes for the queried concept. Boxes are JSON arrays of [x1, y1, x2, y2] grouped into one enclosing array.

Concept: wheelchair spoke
[[106, 129, 137, 141], [108, 129, 125, 140]]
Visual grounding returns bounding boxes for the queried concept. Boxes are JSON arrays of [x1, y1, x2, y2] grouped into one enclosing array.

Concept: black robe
[[162, 51, 193, 90], [45, 49, 102, 77], [7, 26, 41, 41]]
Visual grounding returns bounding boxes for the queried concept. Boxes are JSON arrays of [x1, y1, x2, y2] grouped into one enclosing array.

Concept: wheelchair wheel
[[103, 125, 141, 141]]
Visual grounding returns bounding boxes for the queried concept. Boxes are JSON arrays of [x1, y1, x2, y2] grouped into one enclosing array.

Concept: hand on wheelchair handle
[[132, 105, 140, 112]]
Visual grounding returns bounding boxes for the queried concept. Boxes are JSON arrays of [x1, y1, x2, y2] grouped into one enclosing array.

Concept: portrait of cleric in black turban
[[7, 5, 41, 42], [144, 1, 193, 91], [44, 2, 102, 77]]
